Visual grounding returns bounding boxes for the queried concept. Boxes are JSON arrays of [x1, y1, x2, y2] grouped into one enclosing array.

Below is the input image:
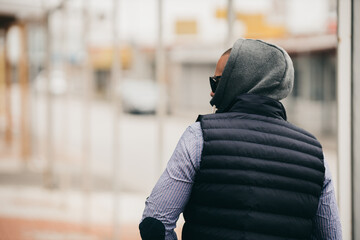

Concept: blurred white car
[[119, 79, 158, 114], [34, 70, 67, 95]]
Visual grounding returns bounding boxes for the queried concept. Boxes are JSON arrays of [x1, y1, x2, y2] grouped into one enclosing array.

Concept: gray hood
[[210, 38, 294, 112]]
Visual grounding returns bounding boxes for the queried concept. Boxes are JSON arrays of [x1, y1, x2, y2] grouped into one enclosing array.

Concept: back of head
[[210, 38, 294, 112]]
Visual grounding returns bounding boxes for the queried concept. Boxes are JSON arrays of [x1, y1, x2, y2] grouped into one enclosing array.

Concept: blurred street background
[[1, 0, 359, 239]]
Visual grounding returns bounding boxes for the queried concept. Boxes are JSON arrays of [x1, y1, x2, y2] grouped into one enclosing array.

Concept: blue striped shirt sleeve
[[310, 160, 342, 239], [141, 122, 342, 239], [141, 122, 203, 240]]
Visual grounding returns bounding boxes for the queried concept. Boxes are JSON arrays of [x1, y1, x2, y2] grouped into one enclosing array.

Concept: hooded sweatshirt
[[181, 39, 324, 240], [210, 38, 294, 112]]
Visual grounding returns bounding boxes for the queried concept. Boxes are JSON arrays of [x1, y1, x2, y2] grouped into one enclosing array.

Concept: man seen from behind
[[139, 38, 342, 240]]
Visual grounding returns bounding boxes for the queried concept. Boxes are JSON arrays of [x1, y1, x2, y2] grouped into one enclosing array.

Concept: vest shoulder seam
[[202, 115, 316, 140], [202, 127, 322, 152], [204, 139, 324, 163]]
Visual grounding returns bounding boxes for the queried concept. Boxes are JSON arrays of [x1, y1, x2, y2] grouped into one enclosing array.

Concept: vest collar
[[219, 94, 287, 121]]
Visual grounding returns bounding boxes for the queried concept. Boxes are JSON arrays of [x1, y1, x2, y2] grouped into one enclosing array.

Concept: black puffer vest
[[182, 94, 325, 240]]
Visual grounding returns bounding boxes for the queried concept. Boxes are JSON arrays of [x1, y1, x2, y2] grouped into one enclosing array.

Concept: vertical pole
[[321, 56, 333, 135], [18, 22, 31, 169], [337, 0, 352, 239], [156, 0, 165, 177], [352, 0, 360, 238], [60, 0, 71, 207], [0, 30, 6, 144], [43, 13, 55, 188], [82, 0, 92, 228], [4, 27, 12, 147], [0, 30, 5, 120], [111, 0, 121, 238], [227, 0, 235, 47]]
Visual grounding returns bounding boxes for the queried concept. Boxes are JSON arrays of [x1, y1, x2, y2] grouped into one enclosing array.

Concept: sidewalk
[[0, 217, 113, 240], [0, 184, 184, 240], [0, 186, 140, 240]]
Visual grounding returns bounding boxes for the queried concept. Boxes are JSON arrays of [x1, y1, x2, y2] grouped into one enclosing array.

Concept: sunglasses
[[209, 75, 221, 93]]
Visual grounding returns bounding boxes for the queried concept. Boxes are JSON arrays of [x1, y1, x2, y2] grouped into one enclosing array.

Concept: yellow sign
[[215, 8, 287, 39], [237, 13, 286, 39], [89, 46, 132, 70], [175, 20, 198, 35], [215, 8, 227, 19]]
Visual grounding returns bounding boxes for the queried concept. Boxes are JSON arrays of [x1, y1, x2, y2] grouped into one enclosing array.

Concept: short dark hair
[[222, 48, 232, 56]]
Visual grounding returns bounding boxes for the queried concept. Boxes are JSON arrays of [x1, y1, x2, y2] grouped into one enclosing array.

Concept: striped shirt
[[141, 122, 342, 239]]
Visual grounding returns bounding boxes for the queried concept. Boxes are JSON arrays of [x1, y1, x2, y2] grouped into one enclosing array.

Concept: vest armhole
[[196, 115, 204, 122]]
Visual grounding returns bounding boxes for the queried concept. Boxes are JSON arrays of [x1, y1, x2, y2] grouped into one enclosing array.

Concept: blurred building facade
[[0, 0, 338, 136], [0, 0, 339, 211], [3, 0, 360, 240]]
